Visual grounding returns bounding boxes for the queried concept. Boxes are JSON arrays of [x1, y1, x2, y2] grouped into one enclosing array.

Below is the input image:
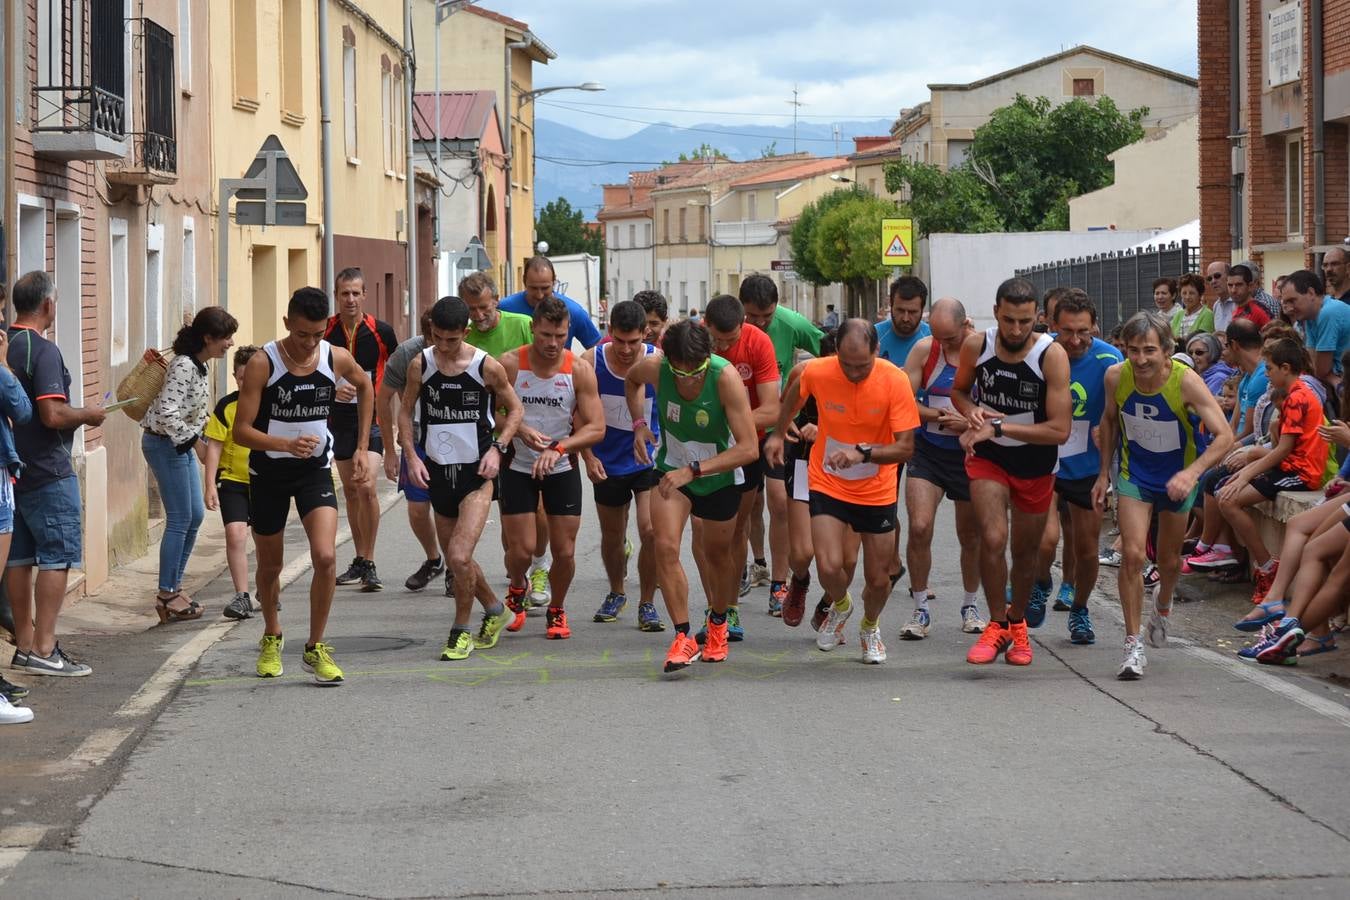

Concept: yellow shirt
[[204, 390, 250, 485]]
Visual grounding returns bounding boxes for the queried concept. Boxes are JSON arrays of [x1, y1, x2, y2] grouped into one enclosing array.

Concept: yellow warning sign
[[881, 218, 913, 267]]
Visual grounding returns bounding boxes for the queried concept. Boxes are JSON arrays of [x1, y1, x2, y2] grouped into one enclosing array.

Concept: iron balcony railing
[[32, 83, 125, 138]]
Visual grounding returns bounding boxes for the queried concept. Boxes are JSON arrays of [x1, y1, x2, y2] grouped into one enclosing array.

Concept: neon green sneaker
[[440, 629, 474, 660], [473, 608, 513, 649], [301, 642, 345, 686], [256, 634, 284, 678], [527, 566, 551, 607], [624, 538, 634, 562]]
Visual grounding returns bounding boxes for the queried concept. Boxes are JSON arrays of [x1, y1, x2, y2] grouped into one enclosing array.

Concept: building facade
[[1070, 115, 1200, 232]]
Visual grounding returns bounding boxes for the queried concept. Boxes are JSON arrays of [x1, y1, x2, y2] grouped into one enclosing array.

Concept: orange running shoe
[[504, 586, 527, 632], [545, 606, 571, 639], [966, 621, 1011, 664], [703, 616, 729, 662], [1251, 559, 1279, 605], [1006, 620, 1033, 666], [663, 633, 702, 672]]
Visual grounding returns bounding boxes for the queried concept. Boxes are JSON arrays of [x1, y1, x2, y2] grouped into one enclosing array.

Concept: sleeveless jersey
[[249, 341, 337, 476], [1115, 360, 1200, 495], [593, 342, 656, 478], [511, 348, 576, 475], [917, 343, 961, 452], [655, 356, 739, 496], [1057, 338, 1123, 480], [417, 347, 494, 466], [971, 328, 1057, 478]]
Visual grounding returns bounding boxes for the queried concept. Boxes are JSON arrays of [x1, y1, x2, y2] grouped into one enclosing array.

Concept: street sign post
[[881, 218, 913, 267]]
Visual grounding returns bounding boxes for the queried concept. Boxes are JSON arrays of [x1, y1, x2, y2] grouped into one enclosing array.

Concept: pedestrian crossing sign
[[881, 218, 913, 266]]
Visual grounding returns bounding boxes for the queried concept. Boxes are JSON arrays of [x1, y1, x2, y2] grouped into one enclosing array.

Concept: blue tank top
[[916, 343, 961, 452], [1116, 361, 1201, 495], [594, 342, 657, 477], [1057, 338, 1123, 481]]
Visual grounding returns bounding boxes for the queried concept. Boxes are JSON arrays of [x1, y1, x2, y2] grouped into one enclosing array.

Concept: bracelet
[[632, 417, 647, 431]]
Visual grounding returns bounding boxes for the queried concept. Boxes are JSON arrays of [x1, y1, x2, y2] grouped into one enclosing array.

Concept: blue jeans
[[142, 433, 205, 593]]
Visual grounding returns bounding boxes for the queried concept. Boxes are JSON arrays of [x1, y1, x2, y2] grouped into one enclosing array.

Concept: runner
[[233, 287, 375, 685], [626, 321, 759, 672], [497, 297, 606, 638], [1034, 290, 1122, 644], [399, 297, 524, 660], [741, 273, 822, 616], [324, 267, 399, 592], [633, 289, 670, 343], [1092, 311, 1233, 679], [951, 277, 1072, 667], [899, 297, 986, 639], [581, 299, 665, 632], [461, 272, 534, 359], [765, 319, 919, 663], [204, 345, 263, 619]]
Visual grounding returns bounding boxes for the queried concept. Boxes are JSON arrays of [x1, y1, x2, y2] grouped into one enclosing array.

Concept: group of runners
[[197, 258, 1261, 685]]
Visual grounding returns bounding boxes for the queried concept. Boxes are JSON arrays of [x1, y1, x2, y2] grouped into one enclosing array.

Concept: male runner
[[900, 297, 986, 638], [233, 287, 375, 685], [324, 267, 398, 592], [952, 277, 1072, 667], [1093, 312, 1233, 678], [400, 297, 523, 660], [581, 300, 665, 631], [461, 271, 534, 358], [766, 319, 919, 663], [741, 274, 822, 614], [633, 289, 670, 343], [627, 321, 759, 672], [497, 297, 606, 638], [1033, 290, 1122, 644]]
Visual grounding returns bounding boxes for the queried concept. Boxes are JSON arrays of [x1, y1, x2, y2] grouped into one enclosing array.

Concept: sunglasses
[[668, 359, 710, 379]]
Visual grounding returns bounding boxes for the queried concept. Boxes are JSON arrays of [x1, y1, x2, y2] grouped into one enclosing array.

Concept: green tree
[[662, 143, 727, 164], [885, 158, 1001, 236], [789, 188, 862, 287], [534, 197, 606, 294], [794, 191, 899, 316]]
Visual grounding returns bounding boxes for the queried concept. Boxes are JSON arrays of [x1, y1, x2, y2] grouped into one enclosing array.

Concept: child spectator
[[205, 345, 259, 620]]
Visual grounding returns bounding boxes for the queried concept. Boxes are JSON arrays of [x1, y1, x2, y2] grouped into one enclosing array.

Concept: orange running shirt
[[798, 356, 920, 506], [1278, 377, 1329, 488]]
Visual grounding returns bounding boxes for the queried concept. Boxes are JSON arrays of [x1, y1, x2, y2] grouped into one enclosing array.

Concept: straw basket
[[114, 348, 174, 421]]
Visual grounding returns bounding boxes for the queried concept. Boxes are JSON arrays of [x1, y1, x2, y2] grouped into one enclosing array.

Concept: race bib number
[[823, 437, 878, 481], [1059, 420, 1090, 459]]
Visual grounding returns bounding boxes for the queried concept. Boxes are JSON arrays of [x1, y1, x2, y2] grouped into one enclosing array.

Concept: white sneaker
[[0, 695, 34, 725], [1146, 586, 1171, 648], [860, 627, 887, 664], [527, 565, 551, 607], [816, 594, 853, 651], [1117, 637, 1147, 680], [899, 607, 931, 640], [749, 563, 770, 588], [960, 605, 987, 634]]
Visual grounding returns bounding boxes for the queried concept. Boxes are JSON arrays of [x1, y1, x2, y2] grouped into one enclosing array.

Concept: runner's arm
[[397, 355, 423, 458], [624, 355, 660, 429], [482, 355, 523, 447], [1092, 365, 1122, 509], [902, 337, 942, 424], [332, 346, 374, 454], [712, 365, 762, 473], [563, 358, 606, 453], [950, 332, 984, 427], [1169, 367, 1237, 500], [765, 369, 805, 466], [232, 351, 306, 455]]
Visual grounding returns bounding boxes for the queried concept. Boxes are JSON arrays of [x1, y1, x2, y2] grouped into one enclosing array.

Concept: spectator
[[204, 345, 261, 620], [822, 304, 840, 330], [1322, 246, 1350, 304], [1241, 258, 1282, 319], [0, 304, 34, 724], [1187, 333, 1233, 397], [1229, 264, 1272, 330], [1152, 276, 1179, 321], [1281, 269, 1350, 390], [5, 271, 106, 678], [1174, 273, 1215, 339], [688, 307, 701, 324], [499, 256, 601, 350], [141, 306, 238, 622], [1227, 319, 1270, 440], [1207, 260, 1237, 332]]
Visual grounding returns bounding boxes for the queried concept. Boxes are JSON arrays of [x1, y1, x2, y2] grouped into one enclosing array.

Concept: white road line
[[0, 825, 51, 886]]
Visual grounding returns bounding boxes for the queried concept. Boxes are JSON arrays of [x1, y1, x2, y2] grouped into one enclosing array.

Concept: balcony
[[713, 220, 779, 247], [106, 19, 177, 184], [31, 0, 128, 162]]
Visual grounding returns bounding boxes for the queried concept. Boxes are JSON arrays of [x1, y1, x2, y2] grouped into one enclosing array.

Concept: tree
[[534, 197, 606, 294], [886, 158, 1001, 236], [792, 190, 899, 316], [662, 143, 727, 164], [789, 188, 862, 287]]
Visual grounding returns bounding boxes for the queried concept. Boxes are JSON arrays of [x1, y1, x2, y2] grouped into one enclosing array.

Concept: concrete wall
[[1070, 116, 1200, 231]]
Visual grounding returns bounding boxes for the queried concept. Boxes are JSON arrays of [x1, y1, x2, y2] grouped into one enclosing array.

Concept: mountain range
[[534, 116, 896, 218]]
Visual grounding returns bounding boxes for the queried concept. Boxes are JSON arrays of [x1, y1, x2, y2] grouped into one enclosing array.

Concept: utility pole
[[787, 85, 805, 154]]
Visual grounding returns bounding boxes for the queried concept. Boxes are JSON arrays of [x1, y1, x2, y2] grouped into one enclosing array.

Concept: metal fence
[[1016, 240, 1200, 335]]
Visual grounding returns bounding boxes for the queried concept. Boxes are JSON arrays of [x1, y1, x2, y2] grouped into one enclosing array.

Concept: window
[[678, 208, 687, 241], [662, 209, 670, 243], [680, 281, 688, 304], [1072, 78, 1095, 97], [232, 0, 258, 105], [343, 38, 357, 160], [698, 208, 705, 242], [18, 196, 47, 277], [747, 193, 757, 220], [181, 217, 196, 316], [54, 207, 84, 411], [700, 281, 707, 304], [110, 218, 130, 365], [1287, 139, 1303, 236], [146, 223, 165, 351], [626, 279, 634, 299], [644, 223, 651, 246], [178, 0, 191, 91], [628, 224, 636, 248], [280, 0, 302, 118], [381, 62, 393, 173], [609, 226, 617, 247]]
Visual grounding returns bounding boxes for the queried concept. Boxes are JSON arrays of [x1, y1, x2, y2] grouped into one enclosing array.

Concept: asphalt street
[[5, 488, 1350, 898]]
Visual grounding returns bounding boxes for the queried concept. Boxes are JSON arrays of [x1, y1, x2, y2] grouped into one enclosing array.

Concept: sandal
[[1235, 600, 1285, 633], [155, 592, 203, 624], [1297, 633, 1339, 657]]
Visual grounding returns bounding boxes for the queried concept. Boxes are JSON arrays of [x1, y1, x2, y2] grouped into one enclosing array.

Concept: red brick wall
[[1199, 0, 1234, 266]]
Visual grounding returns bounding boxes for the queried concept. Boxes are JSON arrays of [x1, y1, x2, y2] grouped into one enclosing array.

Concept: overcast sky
[[505, 0, 1199, 138]]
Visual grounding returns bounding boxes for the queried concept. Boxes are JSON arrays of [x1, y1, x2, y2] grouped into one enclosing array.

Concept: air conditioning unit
[[1231, 144, 1246, 176]]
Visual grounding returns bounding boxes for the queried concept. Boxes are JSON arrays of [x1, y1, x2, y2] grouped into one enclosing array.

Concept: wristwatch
[[991, 418, 1005, 438], [854, 443, 873, 463], [491, 440, 509, 454], [689, 459, 703, 478]]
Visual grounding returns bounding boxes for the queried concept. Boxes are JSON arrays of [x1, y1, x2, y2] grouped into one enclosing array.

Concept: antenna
[[786, 85, 806, 154], [832, 124, 841, 156]]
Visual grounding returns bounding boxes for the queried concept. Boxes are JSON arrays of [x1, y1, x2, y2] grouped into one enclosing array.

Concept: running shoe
[[0, 674, 30, 701], [624, 538, 634, 562], [444, 571, 456, 599], [783, 574, 810, 627], [474, 607, 514, 649], [21, 644, 91, 677], [1026, 581, 1051, 628], [960, 605, 987, 634], [528, 565, 551, 607], [256, 634, 284, 678], [1185, 548, 1240, 570], [1257, 624, 1305, 665], [10, 649, 29, 669], [336, 557, 366, 585], [860, 627, 887, 664], [749, 563, 770, 588], [223, 591, 254, 620], [545, 607, 571, 640], [1142, 564, 1160, 589], [1146, 609, 1171, 649], [1053, 583, 1075, 612], [441, 629, 474, 661], [1068, 607, 1096, 645], [1006, 620, 1033, 665], [593, 592, 627, 623], [727, 606, 744, 641], [664, 633, 701, 672], [405, 557, 444, 592], [1251, 560, 1279, 604], [302, 642, 344, 685], [0, 696, 33, 725], [1098, 549, 1122, 567], [816, 595, 853, 651], [360, 562, 384, 593], [704, 617, 730, 662], [810, 596, 831, 632], [768, 581, 787, 617], [1117, 637, 1146, 680], [966, 621, 1010, 664], [504, 586, 528, 632], [899, 608, 931, 640], [738, 566, 752, 598], [1237, 625, 1278, 660], [637, 601, 665, 632]]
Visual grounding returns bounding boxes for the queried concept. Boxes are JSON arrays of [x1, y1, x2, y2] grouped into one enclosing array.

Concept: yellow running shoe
[[441, 629, 474, 660], [256, 634, 284, 678], [527, 566, 551, 607], [301, 642, 345, 686], [473, 608, 513, 649]]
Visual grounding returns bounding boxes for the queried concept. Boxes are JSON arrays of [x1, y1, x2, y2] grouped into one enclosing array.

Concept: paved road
[[5, 490, 1350, 898]]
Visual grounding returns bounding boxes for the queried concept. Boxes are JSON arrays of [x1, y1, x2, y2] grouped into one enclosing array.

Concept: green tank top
[[1114, 360, 1199, 493], [655, 355, 737, 496]]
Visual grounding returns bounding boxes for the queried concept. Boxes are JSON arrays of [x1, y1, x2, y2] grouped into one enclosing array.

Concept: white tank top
[[510, 347, 577, 475]]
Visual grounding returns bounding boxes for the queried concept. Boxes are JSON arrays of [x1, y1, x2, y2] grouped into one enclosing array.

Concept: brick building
[[1200, 0, 1350, 284]]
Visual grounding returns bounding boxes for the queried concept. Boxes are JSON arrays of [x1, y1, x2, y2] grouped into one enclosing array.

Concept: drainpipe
[[504, 39, 530, 295], [1230, 0, 1241, 253], [405, 0, 417, 326], [1312, 0, 1326, 258], [318, 0, 336, 307]]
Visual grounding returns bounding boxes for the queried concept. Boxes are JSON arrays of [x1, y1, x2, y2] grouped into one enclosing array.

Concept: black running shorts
[[593, 468, 659, 508], [216, 480, 251, 526], [499, 467, 583, 517], [808, 490, 898, 535], [249, 467, 339, 536], [428, 462, 489, 519]]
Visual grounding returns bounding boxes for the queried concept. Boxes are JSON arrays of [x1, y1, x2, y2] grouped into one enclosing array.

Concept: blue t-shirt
[[7, 325, 75, 493], [1237, 366, 1268, 433], [1058, 338, 1123, 480], [1298, 295, 1350, 375], [876, 319, 931, 367], [499, 291, 602, 350]]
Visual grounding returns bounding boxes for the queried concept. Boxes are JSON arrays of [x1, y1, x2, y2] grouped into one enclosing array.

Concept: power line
[[536, 100, 850, 144], [530, 98, 898, 119]]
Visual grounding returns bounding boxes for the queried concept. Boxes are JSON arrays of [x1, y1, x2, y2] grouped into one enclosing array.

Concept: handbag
[[114, 348, 174, 421]]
